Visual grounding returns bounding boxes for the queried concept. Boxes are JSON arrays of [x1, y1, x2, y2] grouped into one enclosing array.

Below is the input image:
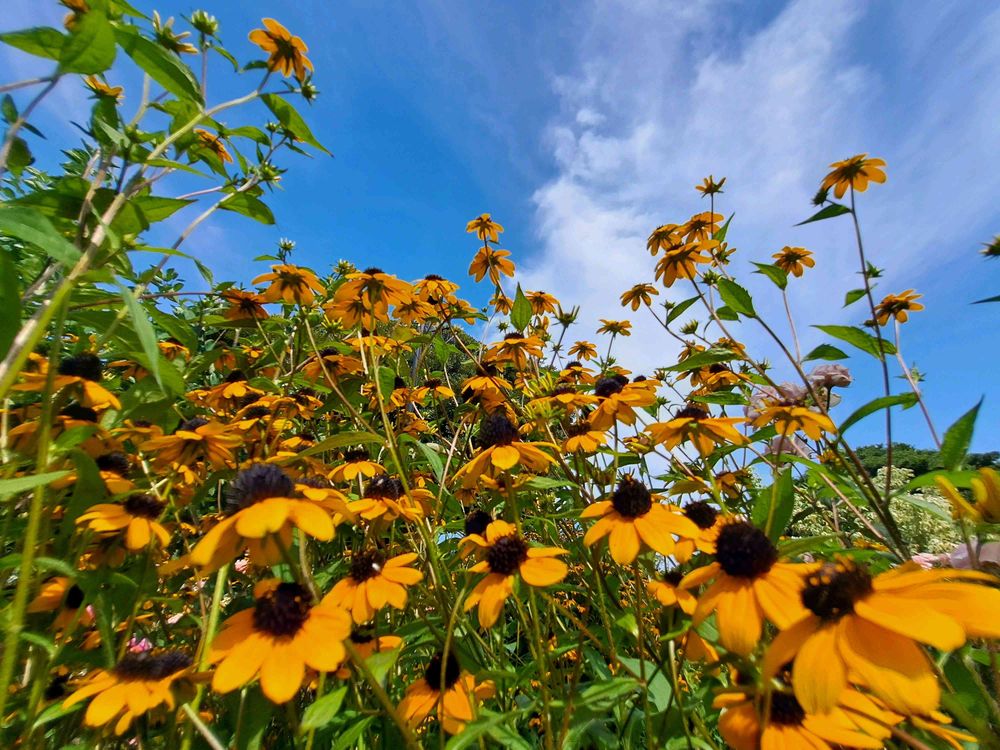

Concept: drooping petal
[[519, 557, 567, 587]]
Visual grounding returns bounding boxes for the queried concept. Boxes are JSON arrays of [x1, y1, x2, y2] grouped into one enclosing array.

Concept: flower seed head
[[423, 651, 461, 691], [112, 650, 192, 681], [801, 562, 873, 622], [714, 521, 777, 578], [253, 582, 311, 637], [486, 534, 529, 575], [58, 353, 104, 382], [349, 549, 386, 583], [227, 464, 295, 512], [611, 476, 653, 518]]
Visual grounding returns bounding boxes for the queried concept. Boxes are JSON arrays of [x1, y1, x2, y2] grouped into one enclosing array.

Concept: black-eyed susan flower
[[466, 213, 504, 243], [681, 212, 724, 242], [750, 403, 835, 441], [76, 493, 170, 551], [323, 550, 423, 624], [486, 332, 545, 370], [222, 289, 269, 320], [654, 242, 714, 287], [936, 467, 1000, 523], [588, 375, 658, 432], [581, 476, 699, 564], [772, 246, 815, 277], [453, 414, 556, 489], [463, 520, 567, 628], [252, 264, 325, 305], [695, 175, 726, 197], [526, 290, 558, 315], [398, 651, 494, 734], [248, 18, 313, 80], [567, 340, 598, 361], [468, 246, 515, 286], [648, 569, 697, 614], [820, 154, 886, 199], [874, 289, 924, 325], [328, 448, 384, 483], [12, 353, 120, 411], [412, 378, 454, 402], [142, 418, 242, 470], [681, 521, 811, 656], [28, 577, 93, 631], [348, 473, 427, 522], [562, 421, 607, 454], [620, 283, 658, 311], [646, 405, 747, 458], [597, 319, 632, 337], [209, 580, 351, 703], [647, 223, 681, 255], [190, 464, 334, 573], [84, 75, 123, 101], [673, 500, 723, 562], [763, 560, 1000, 715], [194, 128, 233, 164], [62, 650, 193, 735]]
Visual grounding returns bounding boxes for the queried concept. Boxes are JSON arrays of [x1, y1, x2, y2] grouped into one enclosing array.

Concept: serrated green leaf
[[838, 393, 918, 434], [114, 26, 202, 103], [260, 93, 330, 154], [716, 278, 755, 316], [664, 347, 736, 372], [301, 686, 347, 730], [59, 11, 115, 74], [665, 296, 698, 324], [796, 203, 851, 226], [752, 262, 787, 290], [712, 213, 734, 243], [813, 324, 895, 358], [219, 192, 274, 224], [939, 399, 982, 471], [0, 205, 81, 265], [803, 344, 848, 362], [0, 27, 65, 60], [510, 284, 532, 332]]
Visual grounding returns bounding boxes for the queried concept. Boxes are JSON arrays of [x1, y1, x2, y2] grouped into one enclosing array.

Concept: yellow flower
[[84, 75, 123, 100], [820, 154, 887, 199], [348, 473, 429, 522], [620, 283, 658, 311], [680, 521, 812, 656], [588, 376, 658, 432], [772, 246, 815, 277], [463, 520, 567, 627], [562, 422, 607, 454], [398, 651, 494, 734], [194, 128, 233, 164], [751, 404, 836, 440], [646, 405, 747, 457], [486, 333, 544, 370], [581, 476, 699, 564], [468, 245, 515, 286], [328, 448, 385, 483], [209, 580, 351, 703], [248, 18, 314, 80], [324, 551, 423, 624], [597, 319, 632, 336], [142, 418, 242, 470], [567, 340, 598, 361], [647, 569, 697, 614], [672, 500, 724, 562], [12, 352, 120, 411], [654, 242, 713, 287], [252, 264, 325, 305], [28, 577, 93, 631], [764, 560, 1000, 715], [681, 212, 724, 242], [647, 223, 681, 255], [453, 414, 556, 489], [465, 213, 504, 243], [695, 175, 726, 197], [936, 467, 1000, 522], [874, 289, 924, 325], [63, 651, 193, 735], [76, 493, 170, 551]]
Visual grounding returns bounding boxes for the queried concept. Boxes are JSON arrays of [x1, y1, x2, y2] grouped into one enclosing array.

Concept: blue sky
[[4, 0, 1000, 452]]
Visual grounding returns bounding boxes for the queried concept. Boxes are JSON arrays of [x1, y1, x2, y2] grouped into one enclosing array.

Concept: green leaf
[[838, 393, 918, 434], [117, 283, 161, 387], [260, 94, 330, 154], [59, 11, 116, 74], [0, 27, 65, 60], [510, 284, 532, 332], [0, 249, 21, 355], [712, 213, 734, 243], [844, 288, 866, 307], [813, 324, 895, 358], [0, 206, 80, 265], [114, 26, 202, 103], [664, 347, 736, 372], [752, 262, 787, 290], [939, 399, 982, 471], [796, 203, 851, 226], [302, 431, 384, 456], [716, 278, 755, 316], [690, 391, 745, 406], [219, 193, 274, 224], [803, 343, 848, 362], [972, 294, 1000, 305], [665, 296, 698, 324], [301, 686, 347, 730], [400, 436, 444, 482], [132, 195, 192, 223], [0, 471, 71, 498], [752, 468, 795, 541]]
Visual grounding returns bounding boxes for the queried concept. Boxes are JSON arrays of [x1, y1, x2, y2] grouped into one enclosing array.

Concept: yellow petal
[[519, 557, 567, 587]]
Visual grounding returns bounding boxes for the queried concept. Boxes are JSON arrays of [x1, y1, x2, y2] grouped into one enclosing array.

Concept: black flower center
[[112, 650, 192, 681], [424, 274, 444, 281], [423, 378, 442, 388], [611, 476, 653, 518], [675, 405, 709, 421], [769, 692, 806, 726], [350, 630, 375, 644], [65, 584, 85, 609], [594, 375, 627, 398], [96, 452, 131, 477], [58, 353, 103, 382], [464, 509, 492, 537], [60, 404, 98, 422], [177, 417, 208, 433], [714, 522, 777, 578], [423, 651, 461, 691], [124, 493, 165, 520], [350, 550, 386, 583], [477, 413, 520, 448], [343, 448, 369, 462], [683, 501, 718, 530], [364, 474, 404, 500], [566, 422, 591, 438], [801, 563, 874, 622], [225, 369, 247, 383], [486, 534, 529, 575], [253, 582, 311, 637], [242, 405, 271, 419], [663, 569, 684, 587], [227, 464, 295, 512], [362, 267, 384, 276]]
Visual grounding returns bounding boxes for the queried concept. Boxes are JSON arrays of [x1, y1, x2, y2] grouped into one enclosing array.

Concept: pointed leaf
[[716, 278, 755, 316], [510, 284, 532, 332], [796, 203, 851, 226], [260, 94, 330, 155], [939, 399, 983, 471], [813, 324, 895, 358], [838, 393, 918, 434], [0, 205, 81, 265], [0, 27, 65, 60], [114, 26, 202, 103], [803, 344, 848, 362], [59, 11, 115, 74], [752, 262, 787, 290]]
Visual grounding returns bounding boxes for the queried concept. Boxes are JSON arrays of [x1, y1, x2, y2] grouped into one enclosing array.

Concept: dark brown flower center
[[177, 417, 208, 433], [464, 509, 492, 537], [58, 353, 103, 382], [112, 650, 192, 681], [683, 501, 718, 530], [486, 534, 529, 575], [714, 522, 777, 578], [675, 405, 709, 421], [663, 569, 684, 587], [96, 452, 131, 477], [364, 474, 404, 500], [769, 692, 806, 726], [801, 563, 873, 622], [611, 476, 653, 518], [477, 413, 520, 448], [594, 375, 627, 398], [350, 550, 386, 583], [423, 651, 461, 691], [253, 582, 311, 637], [124, 493, 165, 520], [65, 584, 85, 609], [227, 464, 295, 512]]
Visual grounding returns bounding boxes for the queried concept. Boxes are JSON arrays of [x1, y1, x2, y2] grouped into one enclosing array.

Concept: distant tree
[[854, 443, 999, 477]]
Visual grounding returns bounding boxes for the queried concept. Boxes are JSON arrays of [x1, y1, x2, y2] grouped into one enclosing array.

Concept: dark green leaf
[[712, 213, 734, 243], [117, 283, 162, 386], [260, 94, 330, 155], [813, 324, 895, 358], [844, 289, 866, 307], [803, 344, 848, 362], [0, 205, 80, 265], [132, 195, 192, 223], [5, 137, 33, 177], [665, 296, 698, 324], [972, 294, 1000, 305], [301, 686, 348, 730], [752, 262, 787, 290], [716, 278, 755, 316], [838, 393, 918, 434], [114, 26, 202, 103], [715, 305, 739, 320], [0, 27, 65, 60], [690, 391, 745, 406], [664, 347, 736, 372], [752, 468, 794, 541], [510, 284, 532, 332], [59, 11, 115, 74], [0, 471, 71, 498], [0, 249, 20, 355], [796, 203, 851, 226], [219, 193, 274, 224], [939, 399, 982, 471]]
